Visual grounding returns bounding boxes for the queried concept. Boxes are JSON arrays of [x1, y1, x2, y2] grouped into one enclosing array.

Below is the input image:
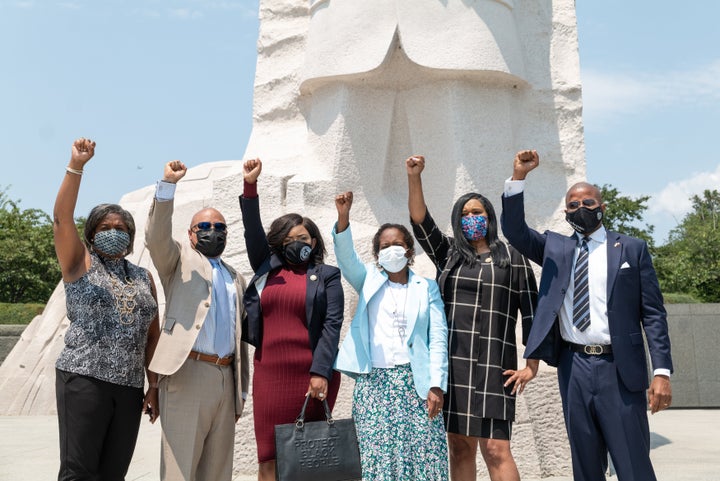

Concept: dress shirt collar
[[576, 225, 607, 246]]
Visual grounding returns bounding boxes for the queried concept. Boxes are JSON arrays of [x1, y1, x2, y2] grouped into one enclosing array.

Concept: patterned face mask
[[93, 229, 130, 257], [461, 214, 488, 241]]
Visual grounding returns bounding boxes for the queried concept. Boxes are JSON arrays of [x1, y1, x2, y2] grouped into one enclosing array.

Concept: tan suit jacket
[[145, 198, 249, 416]]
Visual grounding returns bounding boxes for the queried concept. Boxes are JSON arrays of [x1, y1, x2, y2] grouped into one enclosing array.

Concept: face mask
[[93, 229, 130, 257], [565, 206, 603, 235], [194, 230, 227, 258], [461, 214, 488, 241], [283, 240, 313, 265], [377, 245, 409, 273]]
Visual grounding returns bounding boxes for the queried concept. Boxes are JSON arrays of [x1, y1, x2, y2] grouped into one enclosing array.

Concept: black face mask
[[194, 230, 227, 258], [565, 206, 603, 235], [283, 240, 313, 265]]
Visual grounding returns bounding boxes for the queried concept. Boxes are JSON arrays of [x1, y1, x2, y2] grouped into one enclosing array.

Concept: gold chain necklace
[[108, 273, 138, 325]]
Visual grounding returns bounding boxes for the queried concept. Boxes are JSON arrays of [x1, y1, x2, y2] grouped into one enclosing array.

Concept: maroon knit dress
[[252, 265, 341, 462]]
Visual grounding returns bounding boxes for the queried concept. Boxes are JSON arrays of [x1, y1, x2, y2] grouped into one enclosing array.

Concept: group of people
[[53, 138, 673, 481]]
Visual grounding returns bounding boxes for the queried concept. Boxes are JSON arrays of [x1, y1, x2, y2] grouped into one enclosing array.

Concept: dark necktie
[[573, 238, 591, 331]]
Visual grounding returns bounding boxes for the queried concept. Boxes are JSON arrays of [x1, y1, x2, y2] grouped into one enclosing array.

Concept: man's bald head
[[565, 182, 602, 207], [189, 208, 226, 230]]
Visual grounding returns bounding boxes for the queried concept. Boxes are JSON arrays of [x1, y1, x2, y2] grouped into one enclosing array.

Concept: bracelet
[[66, 166, 83, 176]]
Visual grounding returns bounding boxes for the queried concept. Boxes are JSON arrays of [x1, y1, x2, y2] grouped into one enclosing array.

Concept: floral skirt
[[353, 364, 448, 481]]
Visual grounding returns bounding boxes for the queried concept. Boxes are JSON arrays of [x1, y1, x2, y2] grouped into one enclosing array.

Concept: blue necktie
[[210, 258, 231, 351], [573, 238, 591, 332]]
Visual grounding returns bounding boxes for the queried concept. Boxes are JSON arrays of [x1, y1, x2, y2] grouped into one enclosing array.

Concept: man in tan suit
[[146, 160, 249, 481]]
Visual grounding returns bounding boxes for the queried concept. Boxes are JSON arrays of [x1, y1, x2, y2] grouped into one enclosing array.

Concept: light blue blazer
[[332, 224, 448, 399]]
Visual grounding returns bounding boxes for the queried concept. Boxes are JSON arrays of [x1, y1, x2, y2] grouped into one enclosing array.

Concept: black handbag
[[274, 395, 362, 481]]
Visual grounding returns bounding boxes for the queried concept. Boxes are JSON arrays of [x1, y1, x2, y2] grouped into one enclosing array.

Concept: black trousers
[[56, 369, 143, 481]]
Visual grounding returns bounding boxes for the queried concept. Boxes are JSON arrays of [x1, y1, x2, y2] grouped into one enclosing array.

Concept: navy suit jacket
[[239, 194, 344, 381], [501, 192, 672, 392]]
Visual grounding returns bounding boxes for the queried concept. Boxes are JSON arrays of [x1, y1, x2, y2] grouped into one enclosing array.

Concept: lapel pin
[[310, 274, 318, 281], [614, 242, 620, 247]]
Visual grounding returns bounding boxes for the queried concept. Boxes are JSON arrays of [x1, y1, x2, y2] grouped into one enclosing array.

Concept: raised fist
[[512, 150, 539, 180], [243, 158, 262, 184], [405, 155, 425, 176], [335, 191, 353, 216], [70, 138, 96, 167], [163, 160, 187, 184]]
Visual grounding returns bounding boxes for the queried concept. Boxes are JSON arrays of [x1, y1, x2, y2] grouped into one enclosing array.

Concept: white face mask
[[377, 245, 409, 273]]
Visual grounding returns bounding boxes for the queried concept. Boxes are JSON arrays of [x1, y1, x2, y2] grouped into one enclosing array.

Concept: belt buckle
[[215, 356, 222, 365], [584, 344, 603, 355]]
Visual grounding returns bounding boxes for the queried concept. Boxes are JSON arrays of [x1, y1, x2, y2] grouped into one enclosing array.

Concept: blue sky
[[1, 1, 718, 244]]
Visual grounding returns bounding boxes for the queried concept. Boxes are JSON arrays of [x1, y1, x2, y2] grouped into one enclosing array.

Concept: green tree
[[599, 184, 655, 249], [0, 189, 61, 303], [655, 190, 720, 302]]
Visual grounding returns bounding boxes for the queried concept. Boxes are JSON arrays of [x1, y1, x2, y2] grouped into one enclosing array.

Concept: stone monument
[[1, 0, 584, 477]]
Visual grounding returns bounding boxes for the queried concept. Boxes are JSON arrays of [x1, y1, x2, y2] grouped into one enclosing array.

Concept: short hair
[[371, 223, 415, 264], [266, 213, 326, 264], [83, 203, 136, 255]]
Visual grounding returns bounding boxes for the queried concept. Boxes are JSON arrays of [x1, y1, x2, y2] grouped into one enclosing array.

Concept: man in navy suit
[[500, 150, 673, 481]]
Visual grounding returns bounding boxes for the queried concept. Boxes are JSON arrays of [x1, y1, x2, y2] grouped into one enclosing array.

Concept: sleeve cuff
[[155, 180, 177, 201], [653, 368, 671, 378], [243, 181, 258, 198], [242, 391, 248, 401], [504, 177, 525, 197]]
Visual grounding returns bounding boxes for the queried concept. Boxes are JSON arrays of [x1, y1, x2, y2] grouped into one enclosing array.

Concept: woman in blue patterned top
[[406, 155, 539, 481], [53, 138, 160, 480]]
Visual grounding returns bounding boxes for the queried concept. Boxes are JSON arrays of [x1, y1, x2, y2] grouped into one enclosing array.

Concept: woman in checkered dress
[[406, 155, 539, 481]]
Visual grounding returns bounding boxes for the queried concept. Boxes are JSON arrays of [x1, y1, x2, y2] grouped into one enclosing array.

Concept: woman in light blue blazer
[[333, 191, 449, 481]]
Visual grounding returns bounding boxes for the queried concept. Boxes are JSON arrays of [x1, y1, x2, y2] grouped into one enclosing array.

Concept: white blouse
[[367, 280, 411, 368]]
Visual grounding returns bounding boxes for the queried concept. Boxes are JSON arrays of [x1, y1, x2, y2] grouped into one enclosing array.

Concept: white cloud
[[169, 8, 203, 19], [638, 164, 720, 243], [582, 60, 720, 120], [57, 2, 80, 9], [175, 0, 257, 19], [649, 163, 720, 218], [129, 1, 256, 20], [132, 8, 161, 18]]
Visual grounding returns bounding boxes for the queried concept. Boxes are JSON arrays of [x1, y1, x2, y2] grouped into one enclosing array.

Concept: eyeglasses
[[566, 199, 598, 210], [192, 222, 227, 232]]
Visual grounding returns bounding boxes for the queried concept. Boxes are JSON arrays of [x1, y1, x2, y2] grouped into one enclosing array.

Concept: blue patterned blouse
[[56, 253, 157, 388]]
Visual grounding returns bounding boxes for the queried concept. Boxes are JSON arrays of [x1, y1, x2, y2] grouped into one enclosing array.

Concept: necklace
[[105, 262, 139, 325], [97, 254, 138, 325], [387, 281, 408, 343]]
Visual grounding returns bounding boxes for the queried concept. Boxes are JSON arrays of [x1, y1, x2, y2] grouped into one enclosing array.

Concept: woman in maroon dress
[[239, 159, 344, 481]]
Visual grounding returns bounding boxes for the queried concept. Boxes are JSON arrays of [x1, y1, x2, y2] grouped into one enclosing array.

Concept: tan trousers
[[159, 358, 236, 481]]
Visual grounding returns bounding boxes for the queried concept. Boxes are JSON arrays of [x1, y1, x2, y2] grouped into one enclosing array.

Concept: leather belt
[[188, 350, 234, 366], [568, 342, 612, 355]]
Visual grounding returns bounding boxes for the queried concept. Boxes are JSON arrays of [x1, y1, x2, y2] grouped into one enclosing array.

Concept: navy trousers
[[557, 348, 656, 481]]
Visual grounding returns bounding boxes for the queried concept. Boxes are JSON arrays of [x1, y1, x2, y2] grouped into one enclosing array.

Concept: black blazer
[[239, 194, 344, 381]]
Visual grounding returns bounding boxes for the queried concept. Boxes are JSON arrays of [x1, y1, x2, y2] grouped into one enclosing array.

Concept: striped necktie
[[573, 238, 591, 331]]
